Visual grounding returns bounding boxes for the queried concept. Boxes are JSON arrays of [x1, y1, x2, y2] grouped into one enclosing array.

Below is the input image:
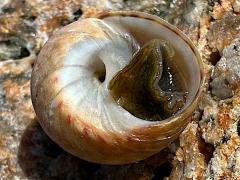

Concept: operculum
[[109, 39, 187, 121]]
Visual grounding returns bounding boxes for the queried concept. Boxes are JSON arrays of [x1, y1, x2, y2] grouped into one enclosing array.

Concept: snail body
[[31, 11, 204, 164]]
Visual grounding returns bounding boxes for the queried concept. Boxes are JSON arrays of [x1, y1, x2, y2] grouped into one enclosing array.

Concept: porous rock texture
[[1, 0, 240, 179]]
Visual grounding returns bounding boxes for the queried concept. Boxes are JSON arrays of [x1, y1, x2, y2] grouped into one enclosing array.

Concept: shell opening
[[109, 39, 187, 121], [101, 15, 201, 122], [102, 16, 201, 107]]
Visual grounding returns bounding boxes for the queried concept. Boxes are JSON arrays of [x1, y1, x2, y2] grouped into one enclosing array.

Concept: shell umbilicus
[[31, 11, 204, 164]]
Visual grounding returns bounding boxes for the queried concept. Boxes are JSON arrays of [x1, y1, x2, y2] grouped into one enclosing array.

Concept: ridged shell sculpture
[[31, 11, 204, 164]]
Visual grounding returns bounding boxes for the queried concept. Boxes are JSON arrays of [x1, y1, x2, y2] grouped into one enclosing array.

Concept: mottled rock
[[170, 122, 209, 179], [0, 0, 83, 61], [211, 0, 234, 20], [210, 76, 234, 99], [0, 59, 35, 179], [211, 38, 240, 99], [207, 13, 240, 52], [233, 0, 240, 12], [1, 0, 240, 179], [0, 37, 30, 61], [204, 134, 240, 179], [199, 99, 233, 146]]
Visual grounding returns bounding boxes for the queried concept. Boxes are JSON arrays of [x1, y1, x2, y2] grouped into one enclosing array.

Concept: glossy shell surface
[[31, 11, 204, 164]]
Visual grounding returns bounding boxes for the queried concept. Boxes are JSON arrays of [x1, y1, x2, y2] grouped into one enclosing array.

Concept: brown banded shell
[[31, 11, 205, 164]]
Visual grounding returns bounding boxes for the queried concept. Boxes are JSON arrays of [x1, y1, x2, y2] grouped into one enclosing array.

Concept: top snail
[[31, 11, 204, 164]]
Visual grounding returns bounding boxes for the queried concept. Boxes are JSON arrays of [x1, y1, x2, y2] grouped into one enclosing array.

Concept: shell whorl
[[31, 12, 203, 164]]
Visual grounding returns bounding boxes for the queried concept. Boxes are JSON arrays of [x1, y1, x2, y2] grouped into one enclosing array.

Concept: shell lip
[[94, 10, 206, 126]]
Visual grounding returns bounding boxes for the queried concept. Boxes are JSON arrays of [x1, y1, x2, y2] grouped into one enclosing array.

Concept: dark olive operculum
[[109, 39, 187, 121]]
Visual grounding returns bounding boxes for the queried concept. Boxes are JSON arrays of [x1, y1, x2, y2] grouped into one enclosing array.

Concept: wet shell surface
[[31, 11, 204, 164]]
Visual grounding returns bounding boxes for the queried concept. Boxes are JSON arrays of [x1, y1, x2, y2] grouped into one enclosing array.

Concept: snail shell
[[31, 11, 204, 164]]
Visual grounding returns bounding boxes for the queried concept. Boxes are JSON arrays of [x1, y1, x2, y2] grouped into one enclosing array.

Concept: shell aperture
[[31, 11, 204, 164], [109, 39, 187, 121]]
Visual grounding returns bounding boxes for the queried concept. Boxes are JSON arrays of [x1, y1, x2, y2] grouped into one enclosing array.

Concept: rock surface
[[1, 0, 240, 179]]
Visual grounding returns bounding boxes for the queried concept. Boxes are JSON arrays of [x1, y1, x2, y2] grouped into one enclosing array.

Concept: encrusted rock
[[204, 134, 240, 179], [207, 13, 240, 53], [199, 98, 233, 146], [1, 0, 240, 179], [169, 122, 210, 179], [233, 0, 240, 12], [0, 59, 35, 179], [211, 0, 233, 20], [211, 38, 240, 99]]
